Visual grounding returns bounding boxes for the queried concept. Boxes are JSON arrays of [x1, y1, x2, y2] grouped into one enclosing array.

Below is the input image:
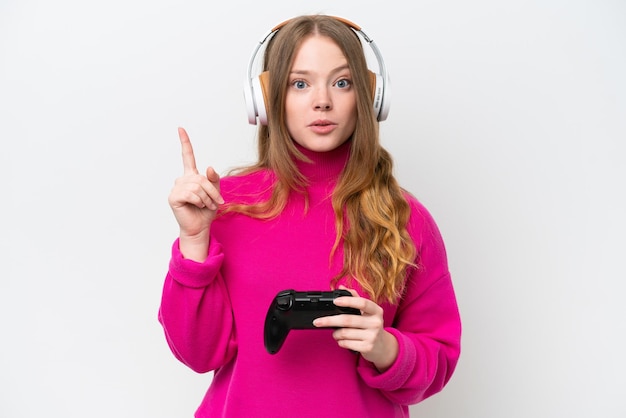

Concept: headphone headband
[[243, 15, 390, 125]]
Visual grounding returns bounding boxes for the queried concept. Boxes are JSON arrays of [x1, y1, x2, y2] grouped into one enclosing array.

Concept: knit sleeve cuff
[[357, 327, 417, 391], [168, 237, 224, 288]]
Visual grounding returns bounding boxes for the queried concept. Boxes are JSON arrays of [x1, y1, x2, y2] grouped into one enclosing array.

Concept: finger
[[334, 287, 371, 312], [313, 313, 364, 329], [169, 180, 207, 209], [334, 335, 367, 356], [332, 327, 365, 343], [178, 127, 198, 174], [205, 167, 225, 205], [178, 176, 222, 210]]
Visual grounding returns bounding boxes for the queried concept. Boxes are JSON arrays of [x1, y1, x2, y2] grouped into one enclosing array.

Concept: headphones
[[243, 16, 390, 125]]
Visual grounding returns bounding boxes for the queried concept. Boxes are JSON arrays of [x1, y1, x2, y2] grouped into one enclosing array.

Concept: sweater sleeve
[[356, 197, 462, 405], [157, 237, 237, 373]]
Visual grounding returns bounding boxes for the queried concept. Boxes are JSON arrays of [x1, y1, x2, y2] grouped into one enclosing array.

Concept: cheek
[[342, 93, 357, 121], [284, 104, 298, 134], [284, 95, 303, 124]]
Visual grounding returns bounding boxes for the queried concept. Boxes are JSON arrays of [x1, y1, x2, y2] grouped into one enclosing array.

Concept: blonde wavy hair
[[224, 15, 416, 304]]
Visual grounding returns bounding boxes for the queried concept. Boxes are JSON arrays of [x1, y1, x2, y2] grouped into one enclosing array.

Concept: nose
[[315, 102, 331, 110], [314, 87, 332, 111]]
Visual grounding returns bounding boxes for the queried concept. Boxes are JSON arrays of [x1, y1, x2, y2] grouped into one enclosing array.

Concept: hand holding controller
[[264, 289, 361, 354]]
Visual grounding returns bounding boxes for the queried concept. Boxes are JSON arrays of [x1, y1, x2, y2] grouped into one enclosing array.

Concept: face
[[285, 35, 357, 152]]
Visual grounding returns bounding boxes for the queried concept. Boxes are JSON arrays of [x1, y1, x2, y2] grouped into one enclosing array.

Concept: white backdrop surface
[[1, 1, 625, 417]]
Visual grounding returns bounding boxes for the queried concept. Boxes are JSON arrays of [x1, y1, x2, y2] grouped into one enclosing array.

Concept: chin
[[308, 145, 339, 152], [297, 138, 349, 153]]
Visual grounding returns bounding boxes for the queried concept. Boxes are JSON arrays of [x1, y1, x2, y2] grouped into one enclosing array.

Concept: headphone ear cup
[[243, 75, 258, 125], [244, 71, 270, 125], [376, 72, 390, 122], [256, 71, 270, 125], [243, 71, 269, 125], [368, 70, 389, 122]]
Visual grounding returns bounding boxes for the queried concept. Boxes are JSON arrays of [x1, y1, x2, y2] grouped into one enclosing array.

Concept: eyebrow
[[289, 64, 351, 76]]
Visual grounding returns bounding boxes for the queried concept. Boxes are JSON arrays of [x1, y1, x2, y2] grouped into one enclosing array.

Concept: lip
[[308, 119, 337, 135]]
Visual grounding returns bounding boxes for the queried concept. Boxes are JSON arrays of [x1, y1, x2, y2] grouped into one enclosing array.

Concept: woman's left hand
[[313, 286, 399, 372]]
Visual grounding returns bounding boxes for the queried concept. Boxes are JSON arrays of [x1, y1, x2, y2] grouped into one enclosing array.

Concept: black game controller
[[264, 289, 361, 354]]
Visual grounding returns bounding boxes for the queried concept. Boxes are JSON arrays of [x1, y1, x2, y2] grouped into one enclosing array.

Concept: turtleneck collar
[[293, 139, 352, 185]]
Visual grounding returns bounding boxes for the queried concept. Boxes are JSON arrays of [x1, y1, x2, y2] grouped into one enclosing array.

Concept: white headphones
[[243, 16, 391, 125]]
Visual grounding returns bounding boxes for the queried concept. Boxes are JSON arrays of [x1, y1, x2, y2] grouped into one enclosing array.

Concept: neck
[[293, 140, 352, 185]]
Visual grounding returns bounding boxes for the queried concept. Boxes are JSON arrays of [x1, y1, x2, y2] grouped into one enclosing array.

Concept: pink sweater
[[158, 141, 461, 417]]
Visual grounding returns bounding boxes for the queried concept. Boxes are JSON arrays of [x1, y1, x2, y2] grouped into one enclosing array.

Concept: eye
[[335, 78, 351, 89], [291, 79, 308, 90]]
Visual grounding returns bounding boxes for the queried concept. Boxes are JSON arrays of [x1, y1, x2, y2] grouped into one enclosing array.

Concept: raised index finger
[[178, 127, 198, 174]]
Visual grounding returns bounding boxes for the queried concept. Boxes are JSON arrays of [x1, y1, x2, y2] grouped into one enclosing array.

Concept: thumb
[[205, 167, 224, 206], [206, 167, 220, 192], [206, 166, 220, 185]]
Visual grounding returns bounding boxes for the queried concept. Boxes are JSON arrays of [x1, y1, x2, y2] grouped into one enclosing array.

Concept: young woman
[[159, 14, 461, 417]]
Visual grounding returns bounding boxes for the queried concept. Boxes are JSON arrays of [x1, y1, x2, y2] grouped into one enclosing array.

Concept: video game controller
[[264, 289, 361, 354]]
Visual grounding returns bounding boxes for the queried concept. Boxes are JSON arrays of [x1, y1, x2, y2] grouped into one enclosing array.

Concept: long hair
[[225, 15, 416, 304]]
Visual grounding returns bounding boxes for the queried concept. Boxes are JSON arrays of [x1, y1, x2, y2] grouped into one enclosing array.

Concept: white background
[[1, 1, 625, 417]]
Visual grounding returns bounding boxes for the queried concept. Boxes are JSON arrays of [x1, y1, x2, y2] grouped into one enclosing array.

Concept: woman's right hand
[[168, 127, 224, 261]]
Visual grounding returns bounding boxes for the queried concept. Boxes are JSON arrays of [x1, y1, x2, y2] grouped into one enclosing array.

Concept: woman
[[159, 14, 461, 417]]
